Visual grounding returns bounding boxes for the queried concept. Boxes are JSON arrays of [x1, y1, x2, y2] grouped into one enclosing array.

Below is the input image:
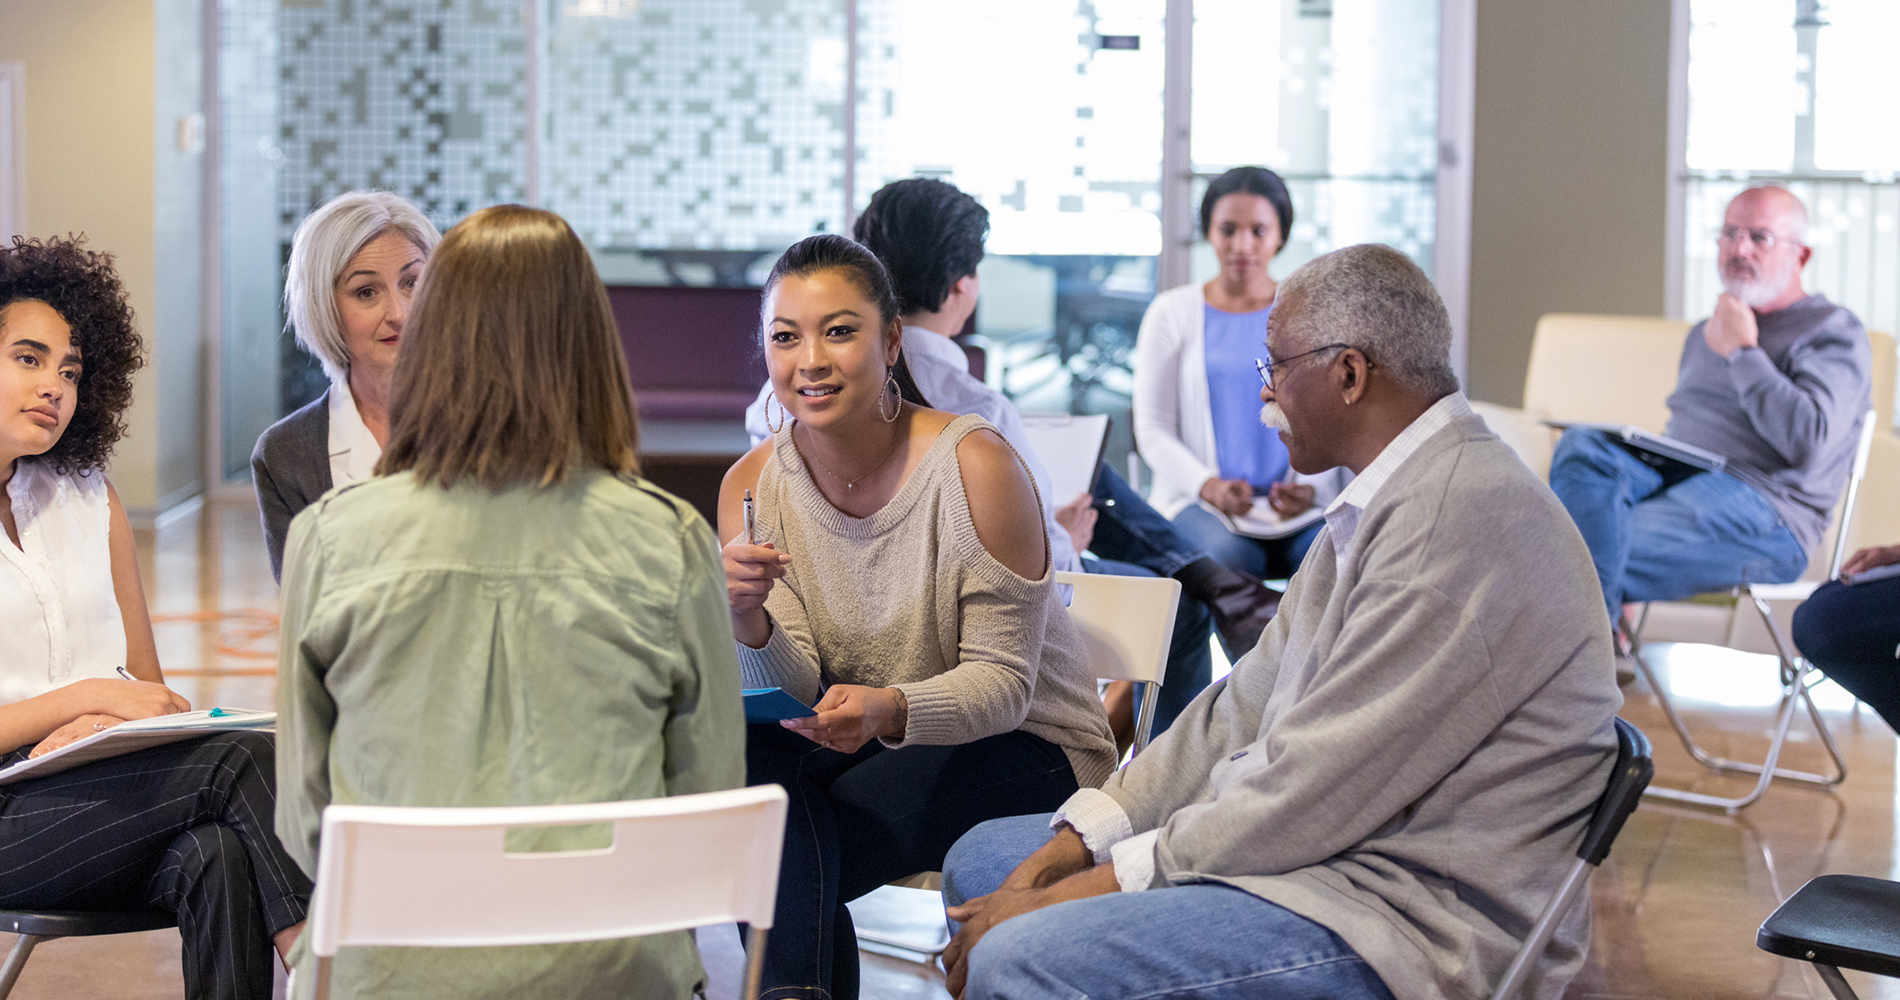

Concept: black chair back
[[1579, 718, 1654, 866]]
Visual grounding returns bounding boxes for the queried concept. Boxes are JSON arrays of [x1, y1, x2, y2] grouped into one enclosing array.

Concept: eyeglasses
[[1718, 226, 1793, 250], [1255, 342, 1360, 391]]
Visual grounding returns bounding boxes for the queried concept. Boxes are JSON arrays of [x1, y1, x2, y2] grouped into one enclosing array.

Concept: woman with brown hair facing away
[[275, 205, 744, 998], [721, 234, 1114, 1000]]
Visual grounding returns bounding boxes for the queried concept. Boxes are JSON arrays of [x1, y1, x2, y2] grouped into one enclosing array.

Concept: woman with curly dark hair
[[0, 235, 313, 1000]]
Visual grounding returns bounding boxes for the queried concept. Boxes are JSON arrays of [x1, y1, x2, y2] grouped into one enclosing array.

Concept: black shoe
[[1174, 557, 1283, 660]]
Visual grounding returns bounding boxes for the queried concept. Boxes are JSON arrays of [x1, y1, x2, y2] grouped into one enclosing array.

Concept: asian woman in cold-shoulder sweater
[[720, 234, 1114, 1000]]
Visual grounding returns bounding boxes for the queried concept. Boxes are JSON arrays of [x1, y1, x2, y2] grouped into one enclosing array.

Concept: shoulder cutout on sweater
[[956, 428, 1048, 581]]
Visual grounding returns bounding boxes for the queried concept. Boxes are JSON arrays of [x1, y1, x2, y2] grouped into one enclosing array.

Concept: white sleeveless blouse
[[0, 460, 128, 706]]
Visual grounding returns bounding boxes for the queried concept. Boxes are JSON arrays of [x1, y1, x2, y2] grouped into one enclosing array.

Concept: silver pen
[[743, 488, 756, 545], [117, 666, 133, 681]]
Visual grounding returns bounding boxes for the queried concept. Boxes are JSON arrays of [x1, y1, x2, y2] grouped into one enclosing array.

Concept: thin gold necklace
[[798, 422, 904, 493]]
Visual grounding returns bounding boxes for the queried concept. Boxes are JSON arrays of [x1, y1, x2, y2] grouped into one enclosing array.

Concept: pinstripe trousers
[[0, 731, 312, 1000]]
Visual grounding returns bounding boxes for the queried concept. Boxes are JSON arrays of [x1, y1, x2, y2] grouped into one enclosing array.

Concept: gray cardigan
[[251, 390, 332, 582], [1101, 414, 1623, 1000]]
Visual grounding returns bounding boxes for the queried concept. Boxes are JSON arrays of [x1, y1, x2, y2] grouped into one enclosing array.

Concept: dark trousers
[[743, 722, 1079, 1000], [0, 732, 312, 1000], [1795, 576, 1900, 729]]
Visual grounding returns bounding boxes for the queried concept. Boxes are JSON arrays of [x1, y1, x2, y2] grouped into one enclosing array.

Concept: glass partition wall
[[212, 0, 1454, 482]]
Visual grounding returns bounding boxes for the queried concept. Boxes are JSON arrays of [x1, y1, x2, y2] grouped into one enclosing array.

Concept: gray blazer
[[251, 390, 332, 582]]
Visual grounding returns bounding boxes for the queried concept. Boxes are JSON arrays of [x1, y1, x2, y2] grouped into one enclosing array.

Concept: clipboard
[[1544, 421, 1728, 473], [743, 688, 816, 723], [1019, 413, 1111, 500], [0, 709, 276, 786]]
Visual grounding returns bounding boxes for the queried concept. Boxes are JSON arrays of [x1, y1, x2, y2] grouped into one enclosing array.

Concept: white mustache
[[1260, 401, 1291, 436]]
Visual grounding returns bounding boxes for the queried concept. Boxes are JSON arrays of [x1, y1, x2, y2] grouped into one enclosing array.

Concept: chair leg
[[1130, 680, 1159, 759], [1814, 963, 1860, 1000], [0, 934, 45, 1000], [1628, 600, 1846, 813], [741, 926, 769, 1000]]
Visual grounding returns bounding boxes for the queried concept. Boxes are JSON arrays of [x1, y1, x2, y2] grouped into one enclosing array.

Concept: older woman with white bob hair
[[251, 191, 441, 580]]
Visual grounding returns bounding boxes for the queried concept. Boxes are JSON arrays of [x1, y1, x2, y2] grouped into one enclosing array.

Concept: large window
[[1190, 0, 1440, 285], [213, 0, 1455, 479], [1679, 0, 1900, 384]]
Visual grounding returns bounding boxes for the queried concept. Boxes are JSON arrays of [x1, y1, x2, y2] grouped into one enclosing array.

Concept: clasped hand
[[940, 827, 1117, 999], [780, 684, 900, 755], [1200, 478, 1314, 519]]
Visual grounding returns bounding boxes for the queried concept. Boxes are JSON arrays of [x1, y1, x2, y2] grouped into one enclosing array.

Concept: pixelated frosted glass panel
[[276, 0, 529, 241], [1813, 1, 1900, 173], [1328, 0, 1437, 178], [542, 0, 847, 252], [1191, 0, 1281, 169], [861, 0, 1164, 257], [1685, 0, 1796, 172]]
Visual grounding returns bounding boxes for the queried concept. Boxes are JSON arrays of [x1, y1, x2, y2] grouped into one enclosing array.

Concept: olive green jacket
[[276, 469, 745, 1000]]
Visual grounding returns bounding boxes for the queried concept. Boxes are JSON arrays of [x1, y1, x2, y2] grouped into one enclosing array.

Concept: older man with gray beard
[[935, 244, 1621, 1000], [1548, 185, 1872, 633]]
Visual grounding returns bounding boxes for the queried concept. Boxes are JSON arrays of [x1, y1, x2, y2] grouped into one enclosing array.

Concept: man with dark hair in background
[[745, 177, 1285, 746]]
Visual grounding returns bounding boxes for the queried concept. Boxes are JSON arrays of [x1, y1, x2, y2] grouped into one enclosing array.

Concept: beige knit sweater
[[736, 414, 1117, 789]]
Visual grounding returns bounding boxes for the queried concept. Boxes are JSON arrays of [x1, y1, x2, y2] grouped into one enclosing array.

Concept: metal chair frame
[[0, 910, 175, 999], [1630, 409, 1877, 813], [1491, 718, 1654, 1000]]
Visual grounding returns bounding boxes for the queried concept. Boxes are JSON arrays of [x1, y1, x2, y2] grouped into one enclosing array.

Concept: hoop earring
[[879, 370, 902, 424], [765, 394, 787, 434]]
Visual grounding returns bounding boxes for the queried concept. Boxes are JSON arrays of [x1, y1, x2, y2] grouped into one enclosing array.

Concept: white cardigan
[[1132, 283, 1347, 531]]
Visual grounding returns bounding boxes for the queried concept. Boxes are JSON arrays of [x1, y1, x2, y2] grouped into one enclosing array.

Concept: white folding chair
[[301, 785, 788, 1000], [1054, 570, 1180, 758], [1629, 409, 1879, 812], [855, 570, 1181, 961]]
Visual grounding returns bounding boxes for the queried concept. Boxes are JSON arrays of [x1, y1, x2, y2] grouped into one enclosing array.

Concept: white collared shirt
[[0, 460, 127, 705], [327, 379, 384, 488], [1054, 391, 1478, 893], [743, 326, 1082, 572]]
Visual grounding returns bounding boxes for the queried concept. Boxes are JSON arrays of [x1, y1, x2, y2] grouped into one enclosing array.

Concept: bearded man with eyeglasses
[[1549, 184, 1872, 644]]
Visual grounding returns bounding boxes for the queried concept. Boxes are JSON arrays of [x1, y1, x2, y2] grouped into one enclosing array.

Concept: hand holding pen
[[723, 488, 792, 617]]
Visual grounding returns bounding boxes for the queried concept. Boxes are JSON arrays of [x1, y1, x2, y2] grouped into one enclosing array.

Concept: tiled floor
[[7, 498, 1900, 999]]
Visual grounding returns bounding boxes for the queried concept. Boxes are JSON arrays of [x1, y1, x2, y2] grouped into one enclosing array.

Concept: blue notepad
[[744, 687, 816, 723]]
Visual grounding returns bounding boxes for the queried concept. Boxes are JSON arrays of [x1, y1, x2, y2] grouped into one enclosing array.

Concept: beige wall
[[1466, 0, 1673, 407], [0, 1, 161, 510]]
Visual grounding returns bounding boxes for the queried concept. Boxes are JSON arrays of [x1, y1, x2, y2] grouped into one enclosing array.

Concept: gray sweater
[[1665, 294, 1870, 552], [1101, 413, 1622, 1000], [737, 414, 1118, 788]]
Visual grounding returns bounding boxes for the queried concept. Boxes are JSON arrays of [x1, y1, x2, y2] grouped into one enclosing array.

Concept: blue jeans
[[1172, 503, 1325, 581], [1089, 465, 1206, 578], [941, 815, 1397, 1000], [1548, 429, 1808, 622]]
